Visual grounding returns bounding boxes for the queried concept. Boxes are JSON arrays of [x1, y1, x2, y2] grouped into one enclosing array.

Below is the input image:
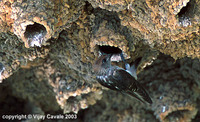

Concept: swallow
[[93, 54, 152, 104]]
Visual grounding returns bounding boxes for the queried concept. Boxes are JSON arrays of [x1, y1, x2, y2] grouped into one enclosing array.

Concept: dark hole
[[24, 22, 47, 47], [98, 45, 122, 55], [177, 0, 195, 18], [24, 22, 47, 38], [178, 3, 190, 17], [177, 0, 196, 27], [165, 109, 189, 121]]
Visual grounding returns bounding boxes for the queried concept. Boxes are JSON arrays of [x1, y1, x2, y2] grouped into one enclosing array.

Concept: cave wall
[[0, 0, 200, 121]]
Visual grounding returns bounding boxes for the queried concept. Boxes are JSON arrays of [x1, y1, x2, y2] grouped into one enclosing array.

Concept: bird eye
[[102, 58, 107, 63]]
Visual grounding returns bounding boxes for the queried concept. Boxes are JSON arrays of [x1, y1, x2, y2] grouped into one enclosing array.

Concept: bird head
[[93, 54, 112, 73]]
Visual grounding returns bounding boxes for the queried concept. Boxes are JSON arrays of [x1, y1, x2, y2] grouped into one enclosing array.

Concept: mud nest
[[0, 0, 200, 121]]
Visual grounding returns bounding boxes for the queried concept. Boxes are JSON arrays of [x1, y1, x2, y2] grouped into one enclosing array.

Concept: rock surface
[[0, 0, 200, 121]]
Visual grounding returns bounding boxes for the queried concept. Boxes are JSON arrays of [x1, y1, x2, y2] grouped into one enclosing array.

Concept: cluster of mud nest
[[0, 0, 200, 121]]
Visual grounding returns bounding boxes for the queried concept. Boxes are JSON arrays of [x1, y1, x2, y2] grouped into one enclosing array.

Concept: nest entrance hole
[[178, 3, 190, 17], [24, 22, 47, 47], [177, 0, 196, 26], [97, 45, 124, 62], [24, 22, 47, 39], [98, 45, 122, 55]]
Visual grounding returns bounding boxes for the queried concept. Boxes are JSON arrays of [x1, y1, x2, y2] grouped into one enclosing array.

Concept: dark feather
[[96, 68, 152, 104]]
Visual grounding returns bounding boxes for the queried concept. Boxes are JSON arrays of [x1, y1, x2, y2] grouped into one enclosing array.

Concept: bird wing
[[112, 69, 152, 104], [96, 75, 119, 91]]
